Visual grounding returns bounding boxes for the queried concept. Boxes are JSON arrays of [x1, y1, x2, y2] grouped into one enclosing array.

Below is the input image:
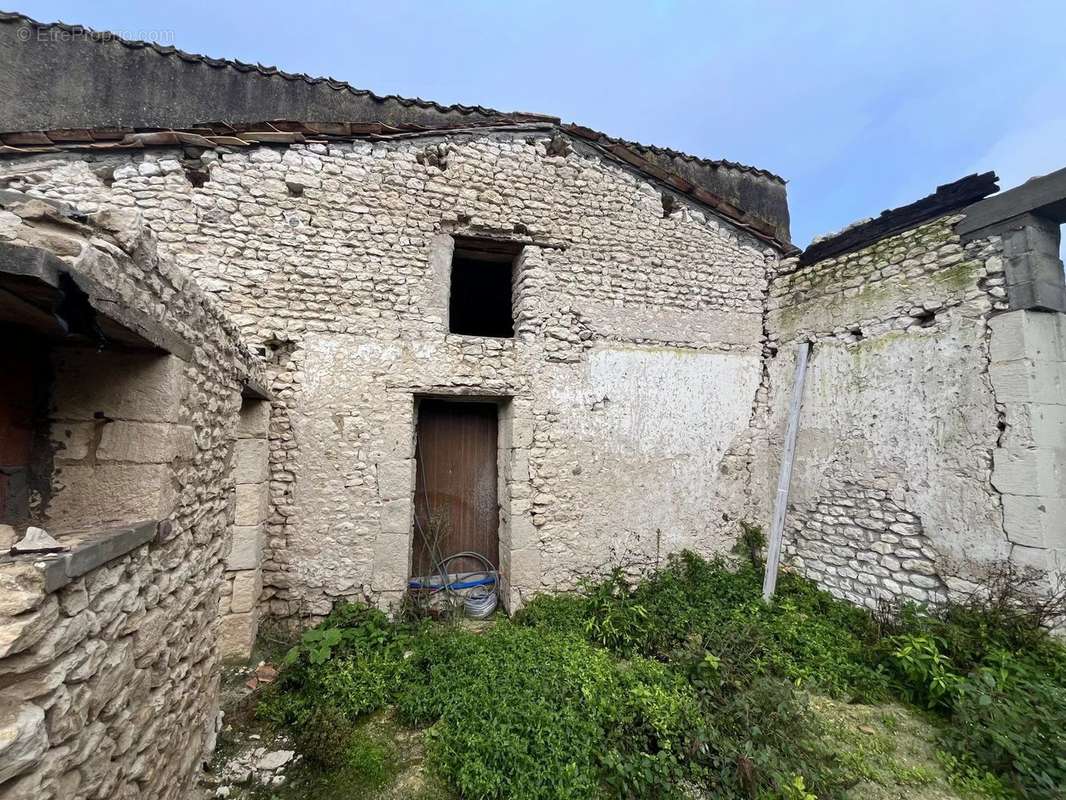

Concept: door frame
[[410, 392, 514, 607]]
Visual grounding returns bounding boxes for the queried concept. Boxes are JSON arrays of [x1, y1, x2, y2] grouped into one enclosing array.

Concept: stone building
[[0, 11, 1063, 800]]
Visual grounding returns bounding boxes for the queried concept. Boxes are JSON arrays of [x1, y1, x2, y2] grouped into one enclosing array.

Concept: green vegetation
[[253, 547, 1065, 800]]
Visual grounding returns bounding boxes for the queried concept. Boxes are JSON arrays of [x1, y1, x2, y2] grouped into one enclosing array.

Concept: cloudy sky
[[17, 0, 1066, 247]]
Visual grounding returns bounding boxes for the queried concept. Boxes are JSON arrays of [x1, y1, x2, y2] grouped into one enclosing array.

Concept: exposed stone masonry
[[783, 478, 947, 609], [0, 131, 774, 619], [0, 202, 264, 799]]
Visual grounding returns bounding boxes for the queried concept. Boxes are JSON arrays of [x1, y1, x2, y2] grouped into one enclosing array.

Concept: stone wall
[[0, 201, 264, 798], [0, 130, 776, 615], [761, 212, 1063, 608]]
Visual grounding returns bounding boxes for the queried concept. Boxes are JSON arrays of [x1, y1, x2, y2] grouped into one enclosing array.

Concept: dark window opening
[[448, 237, 522, 338]]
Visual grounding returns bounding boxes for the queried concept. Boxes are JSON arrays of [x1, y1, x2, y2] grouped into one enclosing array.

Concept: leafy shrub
[[695, 674, 847, 799], [292, 705, 354, 767], [603, 658, 700, 799], [584, 569, 650, 656], [882, 572, 1066, 797], [259, 602, 415, 728], [936, 750, 1013, 799], [883, 633, 961, 710], [732, 521, 767, 569], [539, 552, 887, 700], [273, 723, 400, 799], [398, 624, 618, 799], [947, 654, 1066, 799], [397, 623, 703, 800], [512, 591, 590, 637]]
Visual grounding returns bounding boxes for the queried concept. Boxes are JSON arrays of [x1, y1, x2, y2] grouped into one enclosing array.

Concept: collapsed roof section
[[0, 11, 793, 248], [798, 173, 1000, 267]]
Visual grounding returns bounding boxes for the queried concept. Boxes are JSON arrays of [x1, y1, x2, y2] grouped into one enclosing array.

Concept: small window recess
[[448, 236, 523, 338]]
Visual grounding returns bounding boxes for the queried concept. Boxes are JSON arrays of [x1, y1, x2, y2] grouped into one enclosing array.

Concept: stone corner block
[[233, 438, 269, 484], [47, 463, 176, 529], [218, 609, 259, 661], [51, 350, 184, 422], [989, 309, 1066, 363], [230, 569, 263, 614], [1003, 495, 1066, 549], [371, 533, 411, 591], [97, 421, 194, 463], [379, 497, 413, 535], [235, 482, 269, 526], [992, 448, 1066, 498], [238, 401, 271, 438], [226, 525, 264, 571]]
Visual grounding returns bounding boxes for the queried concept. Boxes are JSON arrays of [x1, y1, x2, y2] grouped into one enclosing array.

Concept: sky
[[14, 0, 1066, 247]]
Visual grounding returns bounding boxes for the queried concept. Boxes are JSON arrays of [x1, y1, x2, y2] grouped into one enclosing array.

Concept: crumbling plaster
[[759, 215, 1062, 608]]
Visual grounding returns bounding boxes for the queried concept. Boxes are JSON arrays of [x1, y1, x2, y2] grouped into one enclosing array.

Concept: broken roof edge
[[794, 172, 1000, 268], [0, 120, 797, 253], [0, 11, 784, 186], [0, 10, 551, 123]]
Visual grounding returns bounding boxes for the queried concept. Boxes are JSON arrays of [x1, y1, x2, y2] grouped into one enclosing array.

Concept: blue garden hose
[[408, 551, 499, 618]]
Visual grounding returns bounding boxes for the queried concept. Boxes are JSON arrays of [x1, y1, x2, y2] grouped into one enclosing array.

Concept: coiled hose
[[408, 550, 498, 619]]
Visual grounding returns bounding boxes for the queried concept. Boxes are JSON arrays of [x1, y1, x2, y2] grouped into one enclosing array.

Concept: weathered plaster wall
[[0, 203, 264, 799], [761, 215, 1022, 608], [987, 310, 1066, 577], [0, 131, 776, 615]]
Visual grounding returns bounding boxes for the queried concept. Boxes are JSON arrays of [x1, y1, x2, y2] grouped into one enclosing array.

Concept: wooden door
[[412, 400, 499, 578]]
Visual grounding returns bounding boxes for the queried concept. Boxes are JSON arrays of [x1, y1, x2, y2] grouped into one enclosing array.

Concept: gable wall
[[0, 132, 777, 617]]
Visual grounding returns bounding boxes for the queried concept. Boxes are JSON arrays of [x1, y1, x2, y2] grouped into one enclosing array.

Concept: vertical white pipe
[[763, 341, 810, 602]]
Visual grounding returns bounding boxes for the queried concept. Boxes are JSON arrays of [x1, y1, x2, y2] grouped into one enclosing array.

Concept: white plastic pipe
[[763, 341, 810, 603]]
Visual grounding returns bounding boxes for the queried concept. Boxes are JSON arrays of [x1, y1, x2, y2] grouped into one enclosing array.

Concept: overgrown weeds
[[256, 549, 1066, 800]]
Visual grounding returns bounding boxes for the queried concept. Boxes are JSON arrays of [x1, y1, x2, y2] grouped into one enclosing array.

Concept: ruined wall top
[[0, 12, 793, 246]]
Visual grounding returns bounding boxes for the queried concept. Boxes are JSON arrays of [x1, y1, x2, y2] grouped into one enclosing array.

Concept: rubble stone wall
[[760, 215, 1029, 608], [0, 203, 264, 799], [0, 131, 776, 616]]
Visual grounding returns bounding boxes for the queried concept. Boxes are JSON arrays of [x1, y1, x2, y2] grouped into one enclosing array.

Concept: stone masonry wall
[[0, 131, 776, 616], [760, 215, 1021, 609], [0, 202, 264, 798]]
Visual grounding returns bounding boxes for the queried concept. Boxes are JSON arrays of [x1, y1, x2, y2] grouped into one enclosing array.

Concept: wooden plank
[[957, 166, 1066, 234], [799, 173, 998, 266], [412, 400, 499, 578], [763, 341, 810, 602]]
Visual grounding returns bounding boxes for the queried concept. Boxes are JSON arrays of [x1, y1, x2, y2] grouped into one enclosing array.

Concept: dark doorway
[[0, 331, 46, 527], [412, 399, 499, 578]]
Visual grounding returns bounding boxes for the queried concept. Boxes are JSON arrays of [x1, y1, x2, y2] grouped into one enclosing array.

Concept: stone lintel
[[958, 177, 1066, 312], [241, 378, 272, 402]]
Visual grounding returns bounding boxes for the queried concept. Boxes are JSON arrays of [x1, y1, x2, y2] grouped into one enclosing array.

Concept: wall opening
[[219, 396, 270, 660], [412, 398, 500, 579], [448, 237, 523, 338], [0, 330, 189, 539], [0, 327, 49, 529]]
